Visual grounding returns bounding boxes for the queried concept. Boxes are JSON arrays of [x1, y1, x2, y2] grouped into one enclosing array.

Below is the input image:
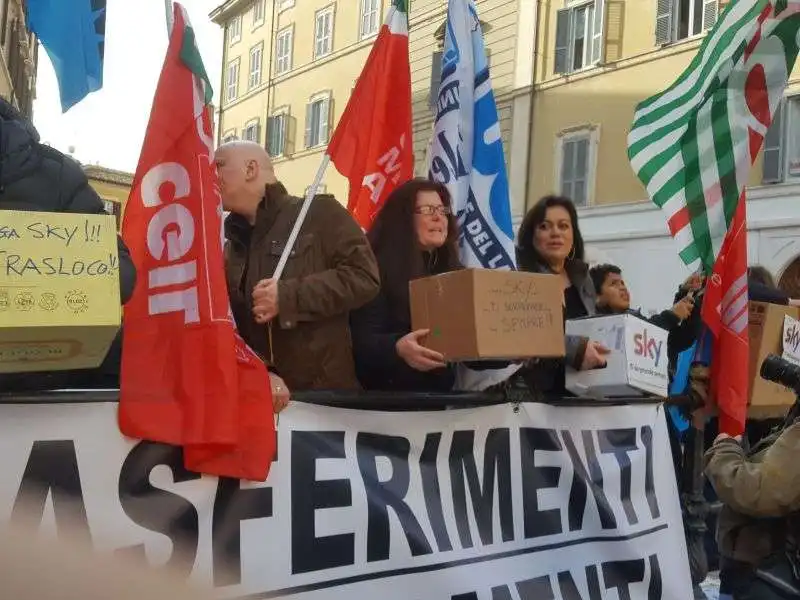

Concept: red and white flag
[[119, 3, 275, 481]]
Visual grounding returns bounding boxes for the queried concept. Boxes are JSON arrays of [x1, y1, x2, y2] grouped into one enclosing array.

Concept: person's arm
[[704, 423, 800, 517], [278, 195, 379, 329], [648, 309, 681, 332], [60, 160, 137, 304], [349, 293, 406, 375]]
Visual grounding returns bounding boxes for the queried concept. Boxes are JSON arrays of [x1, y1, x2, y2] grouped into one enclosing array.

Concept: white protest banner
[[0, 399, 691, 599]]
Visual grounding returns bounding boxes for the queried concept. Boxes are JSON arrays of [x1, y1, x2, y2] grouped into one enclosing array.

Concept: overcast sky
[[32, 0, 223, 173]]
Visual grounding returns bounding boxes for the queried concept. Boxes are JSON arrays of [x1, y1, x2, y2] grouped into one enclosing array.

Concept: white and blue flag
[[427, 0, 517, 270], [427, 0, 520, 390]]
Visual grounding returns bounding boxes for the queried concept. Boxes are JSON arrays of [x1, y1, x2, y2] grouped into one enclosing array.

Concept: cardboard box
[[0, 210, 121, 373], [409, 269, 564, 361], [748, 302, 798, 418], [565, 313, 669, 398]]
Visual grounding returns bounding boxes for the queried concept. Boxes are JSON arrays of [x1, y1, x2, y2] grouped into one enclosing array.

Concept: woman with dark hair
[[516, 195, 609, 394], [350, 178, 462, 391]]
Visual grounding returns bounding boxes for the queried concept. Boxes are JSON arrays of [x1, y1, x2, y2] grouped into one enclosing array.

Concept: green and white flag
[[628, 0, 800, 271]]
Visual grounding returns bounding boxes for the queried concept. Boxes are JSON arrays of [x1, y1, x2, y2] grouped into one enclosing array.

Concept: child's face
[[599, 272, 631, 312]]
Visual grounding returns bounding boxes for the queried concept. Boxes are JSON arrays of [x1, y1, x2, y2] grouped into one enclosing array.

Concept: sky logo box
[[565, 313, 669, 399], [0, 210, 121, 373]]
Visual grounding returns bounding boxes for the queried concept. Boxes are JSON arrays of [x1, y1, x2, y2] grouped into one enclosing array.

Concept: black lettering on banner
[[452, 594, 478, 600], [11, 440, 92, 545], [211, 477, 273, 587], [356, 432, 432, 562], [291, 431, 354, 574], [558, 564, 602, 600], [449, 428, 513, 547], [560, 430, 617, 531], [640, 425, 661, 519], [117, 442, 200, 577], [648, 553, 663, 599], [598, 428, 639, 526], [516, 575, 556, 600], [520, 428, 563, 539], [420, 432, 453, 552], [602, 558, 646, 600], [491, 585, 514, 600]]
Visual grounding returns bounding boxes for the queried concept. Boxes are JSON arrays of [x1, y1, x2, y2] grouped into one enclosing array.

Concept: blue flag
[[427, 0, 519, 390], [426, 0, 516, 270], [27, 0, 106, 112]]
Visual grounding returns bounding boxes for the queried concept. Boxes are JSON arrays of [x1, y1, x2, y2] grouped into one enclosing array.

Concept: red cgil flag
[[701, 196, 749, 436], [119, 3, 275, 481], [327, 0, 413, 230]]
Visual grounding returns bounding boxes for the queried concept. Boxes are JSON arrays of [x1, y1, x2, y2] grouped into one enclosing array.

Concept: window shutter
[[267, 116, 276, 155], [285, 115, 296, 155], [592, 0, 605, 64], [321, 97, 331, 143], [429, 50, 443, 110], [604, 0, 624, 62], [554, 9, 570, 74], [255, 122, 261, 145], [655, 0, 674, 45], [762, 100, 784, 184], [304, 102, 313, 148], [702, 0, 718, 30]]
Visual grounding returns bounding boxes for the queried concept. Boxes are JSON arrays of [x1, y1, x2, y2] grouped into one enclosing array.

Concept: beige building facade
[[0, 0, 37, 118], [210, 0, 535, 221], [83, 165, 134, 232]]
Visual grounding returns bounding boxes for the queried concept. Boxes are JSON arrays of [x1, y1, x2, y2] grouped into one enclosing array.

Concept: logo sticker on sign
[[633, 329, 663, 367], [783, 315, 800, 366]]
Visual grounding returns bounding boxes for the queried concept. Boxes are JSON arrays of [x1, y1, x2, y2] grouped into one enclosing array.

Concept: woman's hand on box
[[580, 340, 610, 371], [396, 329, 447, 372]]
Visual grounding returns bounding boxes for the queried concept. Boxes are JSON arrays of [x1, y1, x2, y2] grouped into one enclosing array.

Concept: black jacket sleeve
[[60, 160, 137, 304], [648, 309, 681, 332], [349, 291, 455, 392]]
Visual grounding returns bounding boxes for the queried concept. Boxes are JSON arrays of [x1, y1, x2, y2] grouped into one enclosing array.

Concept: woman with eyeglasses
[[349, 178, 463, 391]]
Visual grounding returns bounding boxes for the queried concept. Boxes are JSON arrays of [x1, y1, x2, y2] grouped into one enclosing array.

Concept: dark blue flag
[[27, 0, 106, 112]]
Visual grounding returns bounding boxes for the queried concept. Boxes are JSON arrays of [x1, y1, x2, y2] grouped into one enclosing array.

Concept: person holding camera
[[705, 356, 800, 599]]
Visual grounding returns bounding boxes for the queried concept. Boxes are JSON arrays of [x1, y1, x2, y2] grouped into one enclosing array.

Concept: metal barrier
[[0, 388, 664, 409]]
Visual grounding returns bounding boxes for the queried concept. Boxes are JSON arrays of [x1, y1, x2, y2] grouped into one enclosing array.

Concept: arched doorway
[[778, 256, 800, 298]]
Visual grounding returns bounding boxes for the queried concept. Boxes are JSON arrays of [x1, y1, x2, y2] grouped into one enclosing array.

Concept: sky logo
[[633, 329, 663, 367]]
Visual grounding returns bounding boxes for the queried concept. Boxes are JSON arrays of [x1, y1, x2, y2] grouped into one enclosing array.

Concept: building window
[[656, 0, 718, 45], [276, 26, 293, 74], [554, 0, 604, 75], [222, 129, 238, 144], [360, 0, 380, 39], [102, 199, 122, 229], [556, 128, 598, 207], [762, 97, 800, 185], [279, 0, 295, 11], [305, 94, 331, 148], [252, 0, 265, 27], [249, 43, 263, 89], [314, 6, 334, 59], [228, 14, 242, 46], [243, 119, 261, 143], [226, 58, 240, 102], [267, 112, 288, 157]]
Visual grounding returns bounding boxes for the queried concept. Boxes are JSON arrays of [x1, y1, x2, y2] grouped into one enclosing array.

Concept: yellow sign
[[0, 210, 122, 373]]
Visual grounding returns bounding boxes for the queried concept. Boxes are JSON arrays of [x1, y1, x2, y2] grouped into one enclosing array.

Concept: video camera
[[761, 355, 800, 395]]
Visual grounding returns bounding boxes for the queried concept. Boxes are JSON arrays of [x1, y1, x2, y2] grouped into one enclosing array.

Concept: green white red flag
[[628, 0, 800, 435], [327, 0, 413, 230], [119, 3, 275, 480]]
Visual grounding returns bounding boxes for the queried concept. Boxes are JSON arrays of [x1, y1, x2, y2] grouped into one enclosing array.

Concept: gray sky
[[32, 0, 223, 173]]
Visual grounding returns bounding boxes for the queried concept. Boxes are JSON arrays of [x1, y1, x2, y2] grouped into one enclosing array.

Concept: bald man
[[216, 142, 379, 390]]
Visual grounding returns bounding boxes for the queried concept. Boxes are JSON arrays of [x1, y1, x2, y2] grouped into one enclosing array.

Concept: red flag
[[701, 196, 749, 436], [327, 0, 413, 230], [119, 3, 275, 481]]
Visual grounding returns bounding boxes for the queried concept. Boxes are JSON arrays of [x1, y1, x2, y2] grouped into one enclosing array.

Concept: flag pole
[[272, 155, 331, 280], [165, 0, 174, 35]]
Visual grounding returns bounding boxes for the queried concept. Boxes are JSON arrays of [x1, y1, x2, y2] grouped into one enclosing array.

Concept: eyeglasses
[[415, 205, 451, 216]]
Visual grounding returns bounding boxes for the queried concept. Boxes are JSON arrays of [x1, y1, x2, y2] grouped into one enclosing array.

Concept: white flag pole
[[272, 155, 331, 280], [165, 0, 174, 35]]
